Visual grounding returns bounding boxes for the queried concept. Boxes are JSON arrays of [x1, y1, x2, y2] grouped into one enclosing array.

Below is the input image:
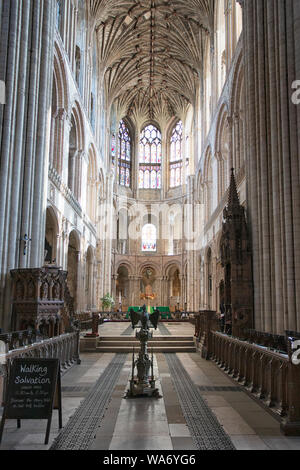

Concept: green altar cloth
[[127, 306, 171, 319]]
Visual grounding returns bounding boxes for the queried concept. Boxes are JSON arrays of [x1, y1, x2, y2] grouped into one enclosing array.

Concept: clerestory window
[[139, 125, 162, 189]]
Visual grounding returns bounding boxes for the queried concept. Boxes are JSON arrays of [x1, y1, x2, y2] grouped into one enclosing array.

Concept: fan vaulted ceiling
[[90, 0, 214, 123]]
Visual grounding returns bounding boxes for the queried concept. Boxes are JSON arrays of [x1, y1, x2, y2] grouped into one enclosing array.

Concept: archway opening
[[45, 208, 59, 264], [67, 231, 80, 312]]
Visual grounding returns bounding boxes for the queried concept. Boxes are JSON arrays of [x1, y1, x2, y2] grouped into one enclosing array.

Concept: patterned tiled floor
[[1, 322, 300, 450]]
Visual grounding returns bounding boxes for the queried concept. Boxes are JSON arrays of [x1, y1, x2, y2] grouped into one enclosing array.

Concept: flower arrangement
[[100, 293, 115, 311]]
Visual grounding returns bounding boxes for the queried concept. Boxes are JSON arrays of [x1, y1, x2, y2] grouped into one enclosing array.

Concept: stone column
[[225, 0, 233, 69], [103, 172, 114, 296], [241, 0, 300, 333], [30, 0, 55, 268], [62, 113, 72, 186], [233, 113, 240, 171], [111, 274, 117, 307], [0, 0, 56, 329]]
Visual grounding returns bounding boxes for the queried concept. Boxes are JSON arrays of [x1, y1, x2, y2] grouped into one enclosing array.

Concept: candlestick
[[151, 348, 154, 381]]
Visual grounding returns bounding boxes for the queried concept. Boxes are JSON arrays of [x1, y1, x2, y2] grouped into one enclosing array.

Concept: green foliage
[[100, 293, 115, 310]]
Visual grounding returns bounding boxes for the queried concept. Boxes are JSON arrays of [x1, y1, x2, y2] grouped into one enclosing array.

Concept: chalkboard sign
[[0, 358, 62, 445]]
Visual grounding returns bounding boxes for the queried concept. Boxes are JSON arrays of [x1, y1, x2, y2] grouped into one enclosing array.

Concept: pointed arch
[[117, 118, 132, 187], [139, 124, 162, 189], [50, 42, 70, 174]]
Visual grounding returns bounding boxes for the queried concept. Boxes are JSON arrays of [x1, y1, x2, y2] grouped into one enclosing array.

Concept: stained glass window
[[170, 121, 183, 188], [139, 125, 161, 189], [117, 120, 131, 187], [142, 224, 157, 252]]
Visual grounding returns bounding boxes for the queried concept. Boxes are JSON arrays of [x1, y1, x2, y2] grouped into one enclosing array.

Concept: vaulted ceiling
[[89, 0, 214, 124]]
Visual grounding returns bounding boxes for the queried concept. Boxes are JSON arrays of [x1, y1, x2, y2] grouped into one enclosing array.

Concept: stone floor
[[1, 322, 300, 451]]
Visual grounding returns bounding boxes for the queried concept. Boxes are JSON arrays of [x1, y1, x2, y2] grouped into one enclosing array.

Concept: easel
[[0, 358, 62, 445]]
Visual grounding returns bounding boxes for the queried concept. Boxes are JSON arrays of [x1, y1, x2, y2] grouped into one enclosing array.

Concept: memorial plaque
[[0, 358, 62, 445]]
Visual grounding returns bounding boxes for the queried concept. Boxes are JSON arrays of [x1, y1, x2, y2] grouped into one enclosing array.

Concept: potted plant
[[100, 293, 115, 312]]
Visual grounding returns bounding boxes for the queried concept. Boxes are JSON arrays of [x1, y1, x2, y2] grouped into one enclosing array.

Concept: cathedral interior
[[0, 0, 300, 453]]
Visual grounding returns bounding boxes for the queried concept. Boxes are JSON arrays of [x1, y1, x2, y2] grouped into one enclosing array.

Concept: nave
[[1, 322, 299, 451]]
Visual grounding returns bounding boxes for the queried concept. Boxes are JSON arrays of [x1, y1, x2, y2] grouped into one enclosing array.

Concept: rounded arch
[[86, 244, 95, 260], [166, 263, 181, 306], [115, 261, 134, 277], [50, 42, 70, 174], [164, 261, 181, 277], [137, 261, 160, 278], [141, 223, 157, 252], [53, 41, 70, 111], [70, 100, 85, 151], [45, 206, 59, 264], [215, 103, 230, 154], [68, 228, 81, 251], [116, 264, 130, 307], [229, 49, 244, 115]]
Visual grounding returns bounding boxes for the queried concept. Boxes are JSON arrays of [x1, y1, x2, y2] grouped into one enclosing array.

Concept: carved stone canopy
[[10, 266, 68, 335]]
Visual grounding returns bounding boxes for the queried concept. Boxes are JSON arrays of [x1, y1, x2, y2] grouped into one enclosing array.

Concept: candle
[[119, 292, 121, 303]]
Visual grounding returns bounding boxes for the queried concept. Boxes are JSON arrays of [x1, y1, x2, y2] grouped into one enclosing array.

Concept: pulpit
[[10, 266, 67, 337]]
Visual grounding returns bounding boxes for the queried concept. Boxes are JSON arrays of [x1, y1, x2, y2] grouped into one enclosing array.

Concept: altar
[[127, 306, 171, 320]]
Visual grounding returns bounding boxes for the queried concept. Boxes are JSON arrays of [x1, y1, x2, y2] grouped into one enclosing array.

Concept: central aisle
[[2, 322, 300, 450], [52, 322, 296, 451]]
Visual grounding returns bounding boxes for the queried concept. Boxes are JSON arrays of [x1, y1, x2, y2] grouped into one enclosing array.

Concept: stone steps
[[96, 336, 196, 353], [98, 336, 194, 342]]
